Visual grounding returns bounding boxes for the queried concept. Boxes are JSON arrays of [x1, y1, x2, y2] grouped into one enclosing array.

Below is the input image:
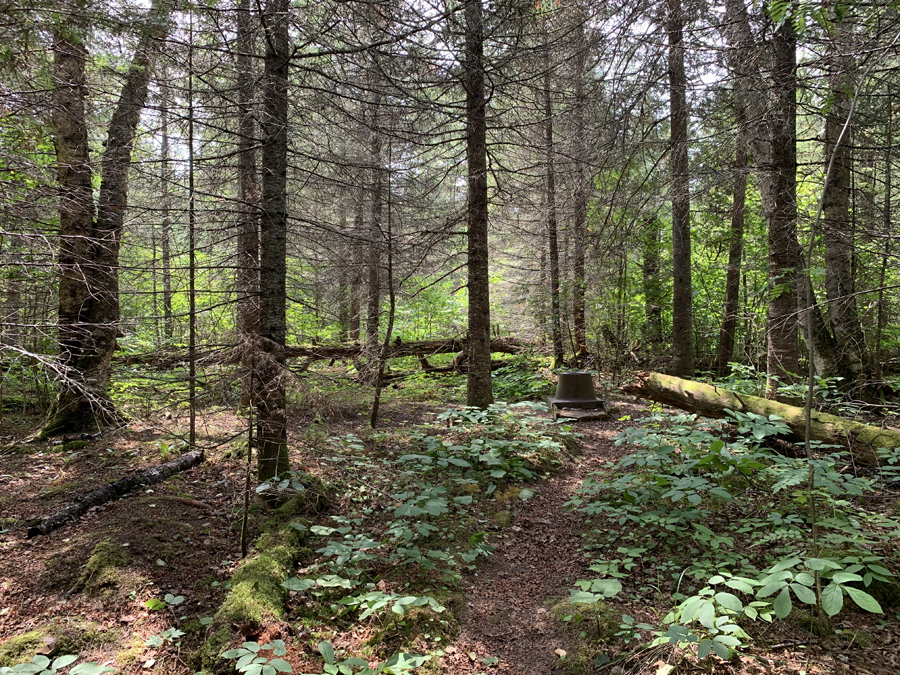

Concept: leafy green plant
[[145, 628, 185, 648], [310, 640, 430, 675], [0, 656, 114, 675], [221, 640, 293, 675]]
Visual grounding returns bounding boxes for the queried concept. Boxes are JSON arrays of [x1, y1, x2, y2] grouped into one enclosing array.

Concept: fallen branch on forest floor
[[621, 371, 900, 466], [26, 449, 204, 538]]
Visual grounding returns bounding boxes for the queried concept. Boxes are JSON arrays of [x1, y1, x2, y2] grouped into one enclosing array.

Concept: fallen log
[[621, 371, 900, 466], [116, 337, 528, 370], [283, 336, 526, 362], [27, 449, 205, 538], [379, 358, 508, 382]]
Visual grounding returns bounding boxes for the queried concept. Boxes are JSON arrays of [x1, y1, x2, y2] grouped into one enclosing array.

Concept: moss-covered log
[[621, 371, 900, 466], [196, 493, 327, 674]]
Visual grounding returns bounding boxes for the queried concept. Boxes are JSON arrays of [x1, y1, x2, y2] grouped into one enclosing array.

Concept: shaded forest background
[[2, 0, 900, 440]]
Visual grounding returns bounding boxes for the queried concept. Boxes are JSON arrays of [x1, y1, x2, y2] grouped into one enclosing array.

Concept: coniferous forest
[[2, 0, 900, 673]]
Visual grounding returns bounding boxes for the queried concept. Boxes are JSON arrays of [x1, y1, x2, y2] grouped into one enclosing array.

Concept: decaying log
[[117, 337, 528, 370], [284, 337, 525, 362], [621, 371, 900, 466], [380, 358, 508, 382], [27, 449, 204, 538]]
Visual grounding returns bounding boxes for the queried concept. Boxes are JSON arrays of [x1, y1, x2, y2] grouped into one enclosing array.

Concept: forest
[[2, 0, 900, 673]]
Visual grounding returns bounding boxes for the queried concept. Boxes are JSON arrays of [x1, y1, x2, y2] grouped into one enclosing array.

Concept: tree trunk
[[464, 0, 493, 408], [622, 371, 889, 466], [365, 91, 384, 384], [667, 0, 693, 377], [715, 100, 748, 374], [42, 1, 171, 438], [822, 56, 869, 384], [159, 76, 174, 341], [641, 217, 662, 343], [570, 7, 588, 353], [763, 19, 802, 394], [874, 93, 891, 382], [237, 0, 260, 407], [256, 0, 290, 484], [543, 40, 564, 368]]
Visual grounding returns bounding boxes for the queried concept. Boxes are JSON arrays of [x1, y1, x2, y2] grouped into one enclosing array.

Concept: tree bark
[[667, 0, 693, 377], [822, 53, 869, 384], [464, 0, 493, 408], [622, 371, 889, 466], [543, 39, 564, 368], [159, 76, 174, 341], [237, 0, 260, 407], [42, 1, 172, 438], [641, 217, 662, 343], [365, 91, 384, 384], [715, 98, 748, 374], [256, 0, 291, 484], [570, 2, 588, 353]]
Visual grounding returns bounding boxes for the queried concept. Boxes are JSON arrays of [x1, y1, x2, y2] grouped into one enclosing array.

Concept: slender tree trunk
[[256, 0, 290, 484], [822, 58, 868, 383], [159, 79, 174, 341], [42, 1, 171, 437], [667, 0, 693, 377], [641, 217, 662, 343], [543, 42, 564, 368], [570, 8, 588, 352], [874, 93, 891, 382], [715, 102, 748, 375], [349, 201, 364, 343], [365, 93, 384, 383], [237, 0, 260, 407], [464, 0, 493, 407]]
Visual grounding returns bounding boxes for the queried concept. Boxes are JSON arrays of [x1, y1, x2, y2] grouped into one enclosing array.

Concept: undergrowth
[[564, 406, 900, 668], [255, 401, 576, 674]]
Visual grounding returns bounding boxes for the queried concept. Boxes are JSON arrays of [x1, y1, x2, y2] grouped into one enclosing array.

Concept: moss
[[195, 509, 314, 674], [0, 629, 51, 668], [72, 539, 148, 600], [366, 591, 463, 657], [63, 440, 90, 452], [0, 622, 118, 668], [492, 511, 512, 528], [194, 626, 234, 675]]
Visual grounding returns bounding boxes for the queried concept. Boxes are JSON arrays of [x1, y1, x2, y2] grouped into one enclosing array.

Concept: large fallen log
[[27, 449, 205, 538], [116, 337, 528, 370], [285, 337, 525, 361], [621, 371, 900, 466]]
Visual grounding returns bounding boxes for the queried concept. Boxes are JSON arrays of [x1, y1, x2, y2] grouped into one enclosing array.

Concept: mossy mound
[[366, 591, 463, 659], [72, 539, 147, 600], [62, 440, 90, 452], [0, 629, 51, 668], [195, 497, 321, 674], [0, 622, 119, 668], [492, 510, 512, 528]]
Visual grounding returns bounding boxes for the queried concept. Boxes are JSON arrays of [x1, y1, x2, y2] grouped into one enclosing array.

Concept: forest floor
[[1, 387, 898, 675]]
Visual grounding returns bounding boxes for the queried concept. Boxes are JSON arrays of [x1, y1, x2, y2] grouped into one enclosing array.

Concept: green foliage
[[489, 361, 553, 402], [0, 656, 113, 675], [221, 641, 292, 675], [564, 409, 900, 660]]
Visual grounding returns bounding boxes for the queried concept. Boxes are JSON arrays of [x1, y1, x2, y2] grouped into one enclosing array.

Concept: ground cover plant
[[260, 401, 577, 674], [563, 405, 900, 670]]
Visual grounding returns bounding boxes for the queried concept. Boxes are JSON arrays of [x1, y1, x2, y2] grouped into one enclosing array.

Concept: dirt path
[[441, 406, 640, 674]]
